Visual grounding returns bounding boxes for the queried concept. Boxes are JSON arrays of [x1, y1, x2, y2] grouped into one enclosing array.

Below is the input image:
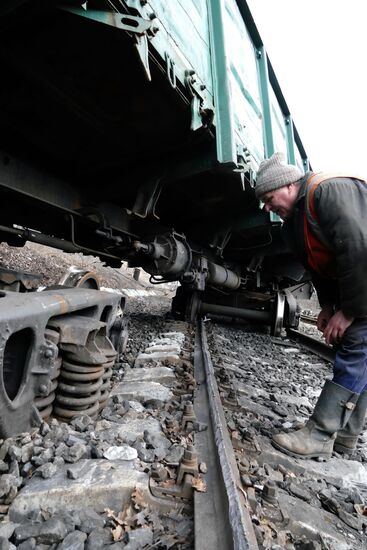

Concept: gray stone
[[150, 337, 182, 347], [134, 441, 155, 463], [0, 537, 16, 550], [124, 527, 153, 550], [282, 422, 293, 429], [37, 518, 68, 544], [0, 441, 10, 461], [53, 457, 65, 469], [271, 404, 288, 417], [65, 435, 86, 447], [9, 460, 149, 522], [17, 539, 36, 550], [39, 448, 54, 463], [66, 463, 85, 480], [21, 444, 34, 464], [21, 434, 32, 445], [63, 443, 88, 464], [37, 463, 58, 479], [14, 522, 42, 542], [278, 492, 358, 549], [128, 401, 145, 412], [124, 366, 175, 385], [31, 446, 43, 457], [8, 445, 22, 462], [0, 478, 11, 499], [57, 511, 77, 534], [103, 446, 137, 461], [94, 420, 112, 432], [0, 522, 17, 540], [144, 431, 170, 460], [134, 352, 181, 367], [56, 531, 87, 550], [117, 417, 162, 440], [0, 474, 21, 499], [273, 393, 312, 408], [256, 435, 367, 487], [85, 527, 113, 549], [165, 445, 184, 465], [288, 482, 313, 502], [144, 344, 180, 354], [160, 332, 185, 344], [8, 460, 19, 479], [40, 422, 51, 436], [77, 509, 105, 534], [238, 397, 277, 420], [70, 415, 93, 432], [111, 382, 173, 404]]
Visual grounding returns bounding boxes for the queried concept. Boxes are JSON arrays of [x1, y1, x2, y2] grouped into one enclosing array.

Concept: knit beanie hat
[[255, 152, 303, 198]]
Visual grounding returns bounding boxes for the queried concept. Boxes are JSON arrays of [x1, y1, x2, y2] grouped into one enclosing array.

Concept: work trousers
[[332, 318, 367, 393]]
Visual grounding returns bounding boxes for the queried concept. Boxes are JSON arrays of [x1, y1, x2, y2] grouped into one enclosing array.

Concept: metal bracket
[[59, 7, 154, 80], [131, 175, 163, 219], [235, 144, 256, 190], [165, 53, 177, 89], [185, 71, 213, 132]]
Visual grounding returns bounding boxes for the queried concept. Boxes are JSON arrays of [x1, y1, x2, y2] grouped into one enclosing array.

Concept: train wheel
[[58, 267, 100, 289], [271, 292, 285, 337]]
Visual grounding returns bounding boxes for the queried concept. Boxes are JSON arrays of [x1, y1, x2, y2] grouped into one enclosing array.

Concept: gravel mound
[[0, 242, 148, 290]]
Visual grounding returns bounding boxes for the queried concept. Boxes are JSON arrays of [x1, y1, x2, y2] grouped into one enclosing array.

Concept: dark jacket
[[282, 173, 367, 317]]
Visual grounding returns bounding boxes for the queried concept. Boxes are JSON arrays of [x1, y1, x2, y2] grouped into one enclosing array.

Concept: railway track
[[287, 328, 336, 363], [0, 303, 366, 549], [194, 321, 257, 550]]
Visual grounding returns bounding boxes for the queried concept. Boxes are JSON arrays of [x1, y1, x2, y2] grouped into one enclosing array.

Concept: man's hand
[[317, 305, 334, 332], [322, 310, 354, 345]]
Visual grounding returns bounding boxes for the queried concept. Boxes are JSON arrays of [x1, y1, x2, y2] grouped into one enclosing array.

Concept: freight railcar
[[0, 0, 312, 434]]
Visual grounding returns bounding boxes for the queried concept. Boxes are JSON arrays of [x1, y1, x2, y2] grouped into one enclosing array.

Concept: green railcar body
[[0, 0, 309, 283]]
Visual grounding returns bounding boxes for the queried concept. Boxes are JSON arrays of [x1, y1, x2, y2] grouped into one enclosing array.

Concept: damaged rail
[[286, 328, 336, 363], [194, 320, 258, 550]]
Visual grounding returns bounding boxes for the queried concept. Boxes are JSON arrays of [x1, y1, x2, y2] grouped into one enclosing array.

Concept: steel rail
[[287, 328, 336, 363], [299, 314, 318, 325], [194, 320, 258, 550]]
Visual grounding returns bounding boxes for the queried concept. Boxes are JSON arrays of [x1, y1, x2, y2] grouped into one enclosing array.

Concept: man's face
[[261, 184, 298, 220]]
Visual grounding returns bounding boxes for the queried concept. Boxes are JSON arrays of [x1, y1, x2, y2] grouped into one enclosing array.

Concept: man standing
[[254, 152, 367, 460]]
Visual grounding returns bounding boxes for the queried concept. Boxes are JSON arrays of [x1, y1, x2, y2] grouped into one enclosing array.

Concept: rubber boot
[[334, 390, 367, 453], [272, 380, 359, 460]]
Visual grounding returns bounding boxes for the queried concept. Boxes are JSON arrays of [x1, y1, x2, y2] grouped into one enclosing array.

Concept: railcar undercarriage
[[0, 0, 313, 438]]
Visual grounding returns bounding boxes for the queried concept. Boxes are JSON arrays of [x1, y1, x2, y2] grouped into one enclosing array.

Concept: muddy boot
[[334, 390, 367, 453], [272, 381, 359, 460]]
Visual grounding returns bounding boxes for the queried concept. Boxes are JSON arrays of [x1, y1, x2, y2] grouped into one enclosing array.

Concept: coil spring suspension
[[34, 328, 61, 420], [53, 357, 105, 421], [53, 324, 118, 422]]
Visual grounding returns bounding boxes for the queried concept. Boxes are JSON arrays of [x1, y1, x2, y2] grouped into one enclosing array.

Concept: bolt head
[[38, 384, 48, 395]]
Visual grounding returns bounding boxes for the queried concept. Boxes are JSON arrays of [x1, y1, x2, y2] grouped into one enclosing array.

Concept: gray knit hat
[[255, 152, 303, 198]]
